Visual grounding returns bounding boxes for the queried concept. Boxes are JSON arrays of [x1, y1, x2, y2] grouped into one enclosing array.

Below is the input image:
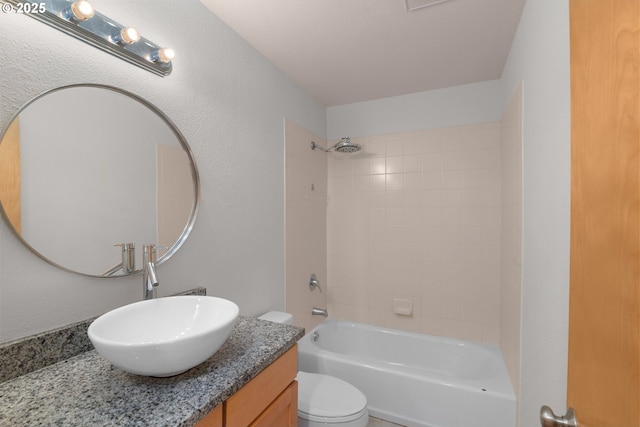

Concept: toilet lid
[[296, 371, 368, 423]]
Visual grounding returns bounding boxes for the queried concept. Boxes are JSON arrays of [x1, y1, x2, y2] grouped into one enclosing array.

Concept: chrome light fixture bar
[[3, 0, 174, 76]]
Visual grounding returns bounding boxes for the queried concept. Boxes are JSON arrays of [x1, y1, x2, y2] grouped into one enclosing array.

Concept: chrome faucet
[[101, 243, 135, 277], [142, 244, 159, 300], [311, 307, 328, 317]]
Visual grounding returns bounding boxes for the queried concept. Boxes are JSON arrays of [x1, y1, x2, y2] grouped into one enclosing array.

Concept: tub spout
[[311, 307, 328, 317]]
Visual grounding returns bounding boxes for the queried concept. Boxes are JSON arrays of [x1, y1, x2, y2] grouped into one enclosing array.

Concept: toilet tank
[[258, 311, 294, 325]]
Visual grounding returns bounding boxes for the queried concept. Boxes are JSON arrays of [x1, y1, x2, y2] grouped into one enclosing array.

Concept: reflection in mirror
[[0, 85, 199, 277]]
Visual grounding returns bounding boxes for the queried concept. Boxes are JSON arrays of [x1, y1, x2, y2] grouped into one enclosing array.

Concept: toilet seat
[[296, 371, 368, 424]]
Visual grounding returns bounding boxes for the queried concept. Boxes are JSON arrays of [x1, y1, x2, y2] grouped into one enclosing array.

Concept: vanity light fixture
[[4, 0, 174, 76], [68, 0, 94, 21], [113, 27, 141, 45], [152, 47, 175, 64]]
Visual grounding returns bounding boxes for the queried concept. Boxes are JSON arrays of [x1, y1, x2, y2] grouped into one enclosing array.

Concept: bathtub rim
[[298, 318, 516, 398]]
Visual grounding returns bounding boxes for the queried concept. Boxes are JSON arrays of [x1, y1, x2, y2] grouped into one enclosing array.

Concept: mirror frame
[[0, 83, 200, 278]]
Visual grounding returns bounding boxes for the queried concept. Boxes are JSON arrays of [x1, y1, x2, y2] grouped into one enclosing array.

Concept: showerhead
[[311, 137, 361, 153], [333, 137, 361, 153]]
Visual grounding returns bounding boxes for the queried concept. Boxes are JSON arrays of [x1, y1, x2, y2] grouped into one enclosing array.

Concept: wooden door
[[568, 0, 640, 426], [0, 117, 21, 232]]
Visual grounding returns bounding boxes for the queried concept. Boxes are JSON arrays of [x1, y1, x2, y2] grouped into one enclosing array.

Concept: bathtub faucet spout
[[311, 307, 328, 317]]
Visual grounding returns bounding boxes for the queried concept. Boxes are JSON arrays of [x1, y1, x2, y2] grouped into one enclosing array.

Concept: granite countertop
[[0, 314, 304, 427]]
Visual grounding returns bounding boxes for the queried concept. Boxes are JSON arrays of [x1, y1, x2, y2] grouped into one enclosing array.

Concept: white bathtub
[[298, 319, 516, 427]]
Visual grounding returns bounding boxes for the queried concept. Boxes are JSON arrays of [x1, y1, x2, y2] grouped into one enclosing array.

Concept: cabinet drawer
[[225, 345, 297, 427]]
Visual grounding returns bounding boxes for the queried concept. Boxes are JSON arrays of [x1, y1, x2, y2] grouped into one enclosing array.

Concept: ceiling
[[200, 0, 527, 107]]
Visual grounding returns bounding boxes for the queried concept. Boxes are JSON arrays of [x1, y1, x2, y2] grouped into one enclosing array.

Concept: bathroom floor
[[367, 417, 405, 427]]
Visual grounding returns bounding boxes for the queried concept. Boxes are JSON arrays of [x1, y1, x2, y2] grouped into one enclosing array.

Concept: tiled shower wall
[[327, 123, 502, 343]]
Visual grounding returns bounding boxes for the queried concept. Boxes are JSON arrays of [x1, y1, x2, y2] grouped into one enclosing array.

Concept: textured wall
[[0, 1, 325, 342]]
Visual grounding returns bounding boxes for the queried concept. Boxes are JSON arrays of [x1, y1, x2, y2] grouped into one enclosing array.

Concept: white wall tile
[[353, 175, 369, 191], [386, 156, 404, 174], [421, 189, 442, 207], [327, 123, 502, 343], [422, 153, 442, 171], [404, 173, 423, 190], [370, 158, 386, 175], [442, 170, 464, 188], [386, 190, 404, 208], [442, 151, 464, 170], [386, 208, 403, 226], [370, 174, 386, 191], [353, 158, 370, 176], [403, 155, 423, 172], [386, 140, 404, 157], [386, 174, 403, 190], [423, 171, 442, 189], [365, 139, 387, 158]]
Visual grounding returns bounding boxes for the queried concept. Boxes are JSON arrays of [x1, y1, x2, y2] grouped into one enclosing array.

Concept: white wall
[[0, 1, 325, 342], [327, 80, 502, 140], [500, 0, 571, 425]]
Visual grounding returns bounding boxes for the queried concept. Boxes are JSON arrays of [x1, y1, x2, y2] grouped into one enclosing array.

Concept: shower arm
[[310, 141, 331, 152]]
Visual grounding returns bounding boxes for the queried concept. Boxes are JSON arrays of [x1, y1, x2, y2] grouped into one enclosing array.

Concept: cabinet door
[[225, 345, 298, 426], [249, 381, 298, 427], [194, 404, 223, 427]]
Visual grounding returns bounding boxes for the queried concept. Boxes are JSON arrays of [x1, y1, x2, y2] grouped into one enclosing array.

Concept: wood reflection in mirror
[[0, 118, 21, 233]]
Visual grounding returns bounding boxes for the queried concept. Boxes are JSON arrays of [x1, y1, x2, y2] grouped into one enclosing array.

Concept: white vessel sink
[[88, 296, 239, 377]]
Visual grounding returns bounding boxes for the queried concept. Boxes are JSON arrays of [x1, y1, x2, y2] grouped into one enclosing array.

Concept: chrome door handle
[[540, 406, 578, 427]]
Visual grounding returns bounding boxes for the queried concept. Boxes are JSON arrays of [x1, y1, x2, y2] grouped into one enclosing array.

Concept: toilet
[[258, 311, 369, 427]]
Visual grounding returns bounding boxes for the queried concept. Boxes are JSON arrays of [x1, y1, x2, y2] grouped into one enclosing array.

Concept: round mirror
[[0, 84, 200, 277]]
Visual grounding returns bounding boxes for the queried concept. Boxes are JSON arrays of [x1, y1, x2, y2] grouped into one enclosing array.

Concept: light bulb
[[119, 27, 140, 44], [70, 0, 94, 21], [156, 47, 175, 63]]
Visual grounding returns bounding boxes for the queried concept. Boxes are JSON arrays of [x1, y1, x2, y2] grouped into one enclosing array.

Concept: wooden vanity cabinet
[[196, 404, 223, 427], [195, 344, 298, 427]]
